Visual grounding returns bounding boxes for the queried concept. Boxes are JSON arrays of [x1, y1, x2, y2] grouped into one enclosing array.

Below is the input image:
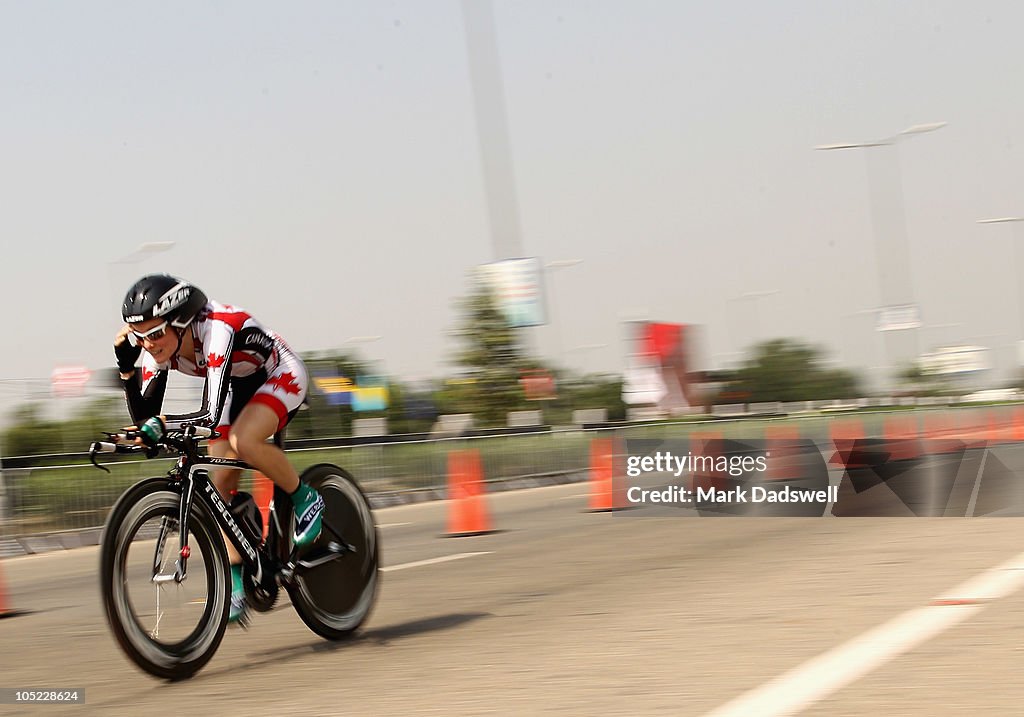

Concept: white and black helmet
[[122, 274, 208, 328]]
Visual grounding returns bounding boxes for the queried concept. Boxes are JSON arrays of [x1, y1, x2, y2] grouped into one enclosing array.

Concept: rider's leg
[[209, 386, 244, 537], [208, 435, 247, 623], [230, 402, 322, 547], [229, 403, 299, 492], [209, 436, 244, 563]]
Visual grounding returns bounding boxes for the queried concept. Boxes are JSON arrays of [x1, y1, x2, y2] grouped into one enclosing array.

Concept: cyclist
[[114, 274, 323, 624]]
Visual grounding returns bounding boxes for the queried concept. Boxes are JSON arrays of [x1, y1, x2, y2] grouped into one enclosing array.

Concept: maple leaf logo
[[207, 353, 226, 368], [267, 372, 301, 395], [141, 367, 155, 382]]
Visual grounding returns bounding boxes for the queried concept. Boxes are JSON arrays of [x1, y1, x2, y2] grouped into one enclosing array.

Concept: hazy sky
[[4, 1, 1024, 409]]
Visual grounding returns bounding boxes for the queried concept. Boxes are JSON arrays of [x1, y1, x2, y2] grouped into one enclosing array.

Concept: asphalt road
[[2, 472, 1024, 716]]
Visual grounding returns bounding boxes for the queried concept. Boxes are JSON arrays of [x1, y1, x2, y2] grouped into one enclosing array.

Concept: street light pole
[[816, 121, 946, 391]]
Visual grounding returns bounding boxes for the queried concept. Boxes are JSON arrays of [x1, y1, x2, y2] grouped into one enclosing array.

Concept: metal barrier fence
[[0, 429, 598, 538], [2, 404, 1022, 539]]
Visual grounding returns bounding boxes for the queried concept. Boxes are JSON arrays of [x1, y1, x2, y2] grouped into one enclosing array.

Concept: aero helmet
[[122, 275, 208, 329]]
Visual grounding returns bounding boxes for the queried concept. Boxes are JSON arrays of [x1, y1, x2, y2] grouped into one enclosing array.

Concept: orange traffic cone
[[883, 414, 920, 462], [956, 410, 986, 449], [253, 472, 274, 540], [828, 418, 865, 468], [989, 409, 1013, 445], [445, 449, 493, 536], [588, 437, 627, 511]]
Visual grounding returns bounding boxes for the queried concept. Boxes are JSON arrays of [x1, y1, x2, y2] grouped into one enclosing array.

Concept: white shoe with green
[[229, 564, 248, 626], [292, 483, 324, 548]]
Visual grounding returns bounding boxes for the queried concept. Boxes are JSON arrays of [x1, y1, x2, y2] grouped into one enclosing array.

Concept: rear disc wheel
[[287, 465, 379, 639]]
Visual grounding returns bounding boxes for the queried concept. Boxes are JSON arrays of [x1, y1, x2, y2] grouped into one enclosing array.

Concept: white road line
[[381, 551, 493, 573], [556, 494, 590, 501], [376, 522, 412, 528], [965, 447, 988, 517], [2, 545, 101, 563], [703, 550, 1024, 717]]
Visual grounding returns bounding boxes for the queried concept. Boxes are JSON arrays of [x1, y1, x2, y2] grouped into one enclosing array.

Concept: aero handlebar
[[89, 425, 218, 472]]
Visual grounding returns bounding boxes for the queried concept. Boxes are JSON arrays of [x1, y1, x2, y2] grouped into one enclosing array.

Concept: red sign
[[520, 369, 556, 401], [51, 366, 92, 397]]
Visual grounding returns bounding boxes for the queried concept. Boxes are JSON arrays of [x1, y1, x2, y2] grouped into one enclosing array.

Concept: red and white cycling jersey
[[129, 300, 307, 433]]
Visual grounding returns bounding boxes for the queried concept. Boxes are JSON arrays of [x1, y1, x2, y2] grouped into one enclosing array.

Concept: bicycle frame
[[93, 429, 350, 594], [167, 453, 270, 586]]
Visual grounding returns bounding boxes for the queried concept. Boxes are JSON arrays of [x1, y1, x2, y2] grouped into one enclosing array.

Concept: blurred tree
[[1, 397, 123, 457], [724, 339, 862, 402], [557, 374, 627, 422], [448, 286, 534, 426]]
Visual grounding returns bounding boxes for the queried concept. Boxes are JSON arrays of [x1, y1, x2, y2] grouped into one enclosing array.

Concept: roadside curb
[[0, 470, 590, 559]]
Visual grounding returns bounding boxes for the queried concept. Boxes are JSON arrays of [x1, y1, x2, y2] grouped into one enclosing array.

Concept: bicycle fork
[[151, 516, 177, 584], [149, 471, 199, 585]]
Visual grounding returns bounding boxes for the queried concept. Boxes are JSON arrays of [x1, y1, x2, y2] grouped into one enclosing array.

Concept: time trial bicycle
[[90, 425, 379, 680]]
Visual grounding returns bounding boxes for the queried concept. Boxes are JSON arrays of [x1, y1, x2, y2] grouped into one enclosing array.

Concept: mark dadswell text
[[627, 484, 839, 505]]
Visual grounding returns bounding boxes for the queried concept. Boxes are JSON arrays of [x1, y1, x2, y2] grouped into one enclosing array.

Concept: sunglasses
[[127, 321, 170, 346]]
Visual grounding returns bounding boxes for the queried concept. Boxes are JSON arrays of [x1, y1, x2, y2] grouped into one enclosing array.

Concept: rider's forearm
[[123, 371, 167, 424]]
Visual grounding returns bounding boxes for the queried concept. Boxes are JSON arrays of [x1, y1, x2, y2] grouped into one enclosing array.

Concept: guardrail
[[0, 428, 595, 539], [3, 402, 1023, 542]]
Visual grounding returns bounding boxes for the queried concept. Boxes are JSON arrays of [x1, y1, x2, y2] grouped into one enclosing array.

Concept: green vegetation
[[714, 339, 862, 403], [1, 398, 126, 458]]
